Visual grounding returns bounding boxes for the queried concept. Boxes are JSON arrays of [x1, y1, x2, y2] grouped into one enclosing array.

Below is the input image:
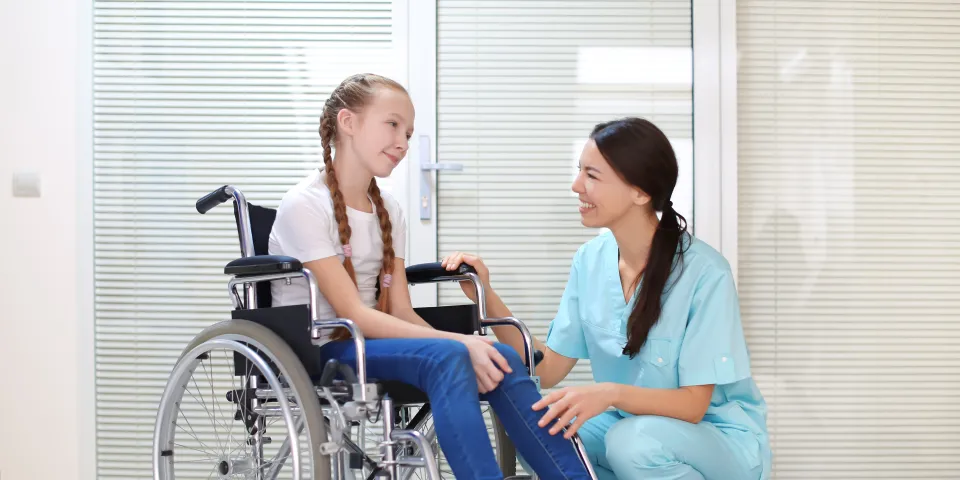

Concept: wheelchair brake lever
[[319, 359, 361, 387], [319, 359, 340, 387]]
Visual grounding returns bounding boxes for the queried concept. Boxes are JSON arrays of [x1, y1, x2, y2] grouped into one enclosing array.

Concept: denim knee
[[492, 342, 528, 374], [420, 339, 473, 382]]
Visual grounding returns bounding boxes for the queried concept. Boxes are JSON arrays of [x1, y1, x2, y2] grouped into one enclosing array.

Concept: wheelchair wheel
[[154, 319, 330, 480]]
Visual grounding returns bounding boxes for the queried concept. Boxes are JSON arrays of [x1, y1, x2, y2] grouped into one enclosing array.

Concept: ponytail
[[622, 199, 687, 358]]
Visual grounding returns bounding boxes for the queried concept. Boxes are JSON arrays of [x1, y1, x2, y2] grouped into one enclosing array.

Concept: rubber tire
[[178, 319, 331, 480]]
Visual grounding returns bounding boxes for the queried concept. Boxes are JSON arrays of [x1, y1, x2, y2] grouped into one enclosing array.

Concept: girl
[[442, 118, 772, 480], [268, 73, 591, 480]]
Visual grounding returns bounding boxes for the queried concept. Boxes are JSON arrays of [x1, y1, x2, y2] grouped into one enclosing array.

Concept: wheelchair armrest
[[405, 262, 477, 284], [225, 255, 302, 277]]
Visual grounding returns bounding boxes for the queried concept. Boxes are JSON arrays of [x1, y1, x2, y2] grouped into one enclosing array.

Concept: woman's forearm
[[468, 279, 578, 388], [612, 384, 714, 424], [484, 288, 549, 359]]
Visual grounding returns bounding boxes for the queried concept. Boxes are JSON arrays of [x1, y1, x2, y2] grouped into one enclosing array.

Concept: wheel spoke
[[176, 397, 218, 456], [202, 354, 229, 457], [173, 442, 221, 458], [189, 373, 226, 453]]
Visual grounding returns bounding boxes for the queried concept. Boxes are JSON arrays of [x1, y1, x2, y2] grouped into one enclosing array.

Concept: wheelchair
[[152, 185, 598, 480]]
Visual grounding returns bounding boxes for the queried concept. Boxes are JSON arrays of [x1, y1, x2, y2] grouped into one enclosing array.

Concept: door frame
[[403, 0, 441, 307], [693, 0, 740, 280]]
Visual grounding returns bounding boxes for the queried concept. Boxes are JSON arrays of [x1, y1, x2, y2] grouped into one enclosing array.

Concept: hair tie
[[381, 274, 393, 288], [664, 199, 674, 211], [342, 244, 353, 258]]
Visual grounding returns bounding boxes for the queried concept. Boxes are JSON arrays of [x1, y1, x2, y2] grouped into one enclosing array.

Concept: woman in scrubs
[[441, 117, 771, 480]]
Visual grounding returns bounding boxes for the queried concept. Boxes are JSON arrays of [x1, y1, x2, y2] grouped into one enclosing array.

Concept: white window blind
[[436, 0, 694, 388], [92, 1, 398, 477], [738, 1, 960, 477]]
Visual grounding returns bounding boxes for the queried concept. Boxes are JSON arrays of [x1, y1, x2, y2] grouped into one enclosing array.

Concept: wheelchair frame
[[152, 185, 598, 480]]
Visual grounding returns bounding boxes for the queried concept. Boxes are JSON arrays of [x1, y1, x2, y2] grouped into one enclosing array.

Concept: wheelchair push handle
[[196, 185, 233, 214]]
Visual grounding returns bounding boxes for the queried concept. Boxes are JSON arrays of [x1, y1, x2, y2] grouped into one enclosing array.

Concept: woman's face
[[571, 139, 650, 229]]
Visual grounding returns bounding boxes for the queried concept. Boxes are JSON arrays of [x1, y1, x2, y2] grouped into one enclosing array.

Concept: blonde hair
[[320, 74, 407, 340]]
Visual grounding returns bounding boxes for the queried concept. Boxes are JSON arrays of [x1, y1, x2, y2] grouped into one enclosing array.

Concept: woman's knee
[[604, 416, 683, 469]]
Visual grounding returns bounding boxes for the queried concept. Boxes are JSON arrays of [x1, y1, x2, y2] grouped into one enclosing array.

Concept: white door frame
[[403, 0, 441, 307], [400, 0, 738, 306], [692, 0, 739, 280]]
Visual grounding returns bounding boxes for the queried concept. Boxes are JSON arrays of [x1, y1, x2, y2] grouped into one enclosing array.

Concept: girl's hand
[[532, 384, 619, 439], [440, 252, 491, 304], [458, 335, 512, 394]]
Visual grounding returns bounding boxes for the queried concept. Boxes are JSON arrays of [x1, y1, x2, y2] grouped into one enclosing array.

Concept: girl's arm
[[306, 255, 514, 393], [385, 257, 434, 329], [305, 256, 456, 340]]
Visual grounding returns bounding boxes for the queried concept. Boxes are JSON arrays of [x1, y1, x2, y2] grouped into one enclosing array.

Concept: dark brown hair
[[319, 74, 406, 340], [591, 117, 689, 358]]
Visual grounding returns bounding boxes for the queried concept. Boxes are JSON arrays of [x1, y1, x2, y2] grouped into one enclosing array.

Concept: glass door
[[404, 1, 719, 364]]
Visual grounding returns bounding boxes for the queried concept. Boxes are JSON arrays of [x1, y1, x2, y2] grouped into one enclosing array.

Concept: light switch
[[12, 171, 41, 198]]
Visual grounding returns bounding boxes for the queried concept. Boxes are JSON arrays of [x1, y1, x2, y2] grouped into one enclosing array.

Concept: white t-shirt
[[268, 169, 406, 339]]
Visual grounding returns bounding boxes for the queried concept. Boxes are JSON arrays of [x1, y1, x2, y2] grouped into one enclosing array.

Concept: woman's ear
[[632, 187, 652, 207]]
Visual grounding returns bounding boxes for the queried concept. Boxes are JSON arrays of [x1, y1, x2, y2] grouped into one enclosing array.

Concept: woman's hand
[[458, 335, 513, 394], [532, 383, 619, 439], [440, 252, 491, 303]]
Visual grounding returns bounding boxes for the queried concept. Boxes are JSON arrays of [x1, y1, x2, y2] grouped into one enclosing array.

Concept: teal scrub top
[[545, 231, 769, 443]]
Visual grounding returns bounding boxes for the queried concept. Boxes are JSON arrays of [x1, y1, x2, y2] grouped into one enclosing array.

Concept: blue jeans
[[320, 338, 591, 480]]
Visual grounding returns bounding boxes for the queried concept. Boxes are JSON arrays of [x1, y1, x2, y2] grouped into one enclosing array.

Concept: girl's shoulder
[[275, 169, 336, 222]]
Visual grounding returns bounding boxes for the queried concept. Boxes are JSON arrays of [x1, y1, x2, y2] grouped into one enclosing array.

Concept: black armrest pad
[[225, 255, 303, 277], [405, 262, 477, 284]]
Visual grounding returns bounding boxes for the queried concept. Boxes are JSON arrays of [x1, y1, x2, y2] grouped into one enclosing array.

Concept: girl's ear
[[337, 108, 359, 138]]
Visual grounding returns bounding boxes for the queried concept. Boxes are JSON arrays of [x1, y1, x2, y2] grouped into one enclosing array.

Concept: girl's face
[[340, 86, 415, 178], [572, 139, 651, 229]]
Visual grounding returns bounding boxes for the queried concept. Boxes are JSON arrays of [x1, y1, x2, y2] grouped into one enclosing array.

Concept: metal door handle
[[421, 163, 463, 172], [418, 135, 462, 220]]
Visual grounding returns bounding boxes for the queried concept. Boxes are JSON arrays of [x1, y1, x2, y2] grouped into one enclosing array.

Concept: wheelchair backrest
[[232, 202, 278, 308]]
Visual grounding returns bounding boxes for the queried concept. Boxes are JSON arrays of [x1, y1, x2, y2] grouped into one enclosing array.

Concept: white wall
[[0, 0, 93, 479]]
